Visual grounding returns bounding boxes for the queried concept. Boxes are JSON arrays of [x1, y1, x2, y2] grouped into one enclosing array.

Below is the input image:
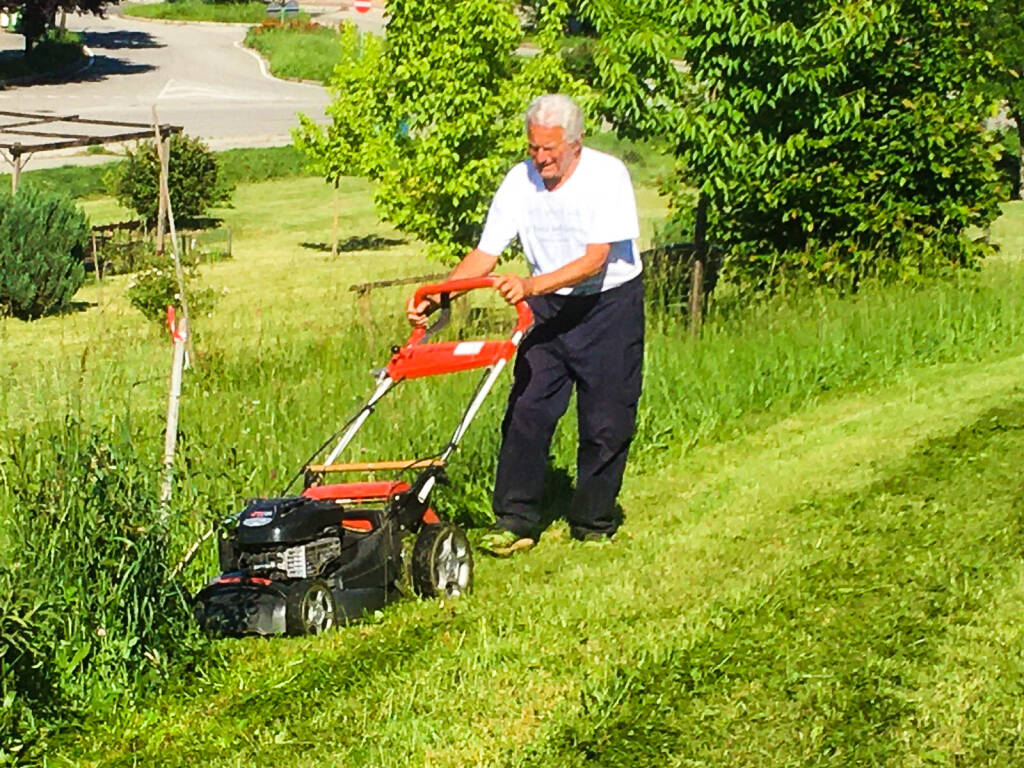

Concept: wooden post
[[160, 314, 187, 517], [157, 137, 170, 255], [91, 231, 100, 283], [11, 149, 22, 195], [153, 114, 197, 366], [331, 178, 340, 257], [152, 109, 168, 255], [689, 193, 709, 337]]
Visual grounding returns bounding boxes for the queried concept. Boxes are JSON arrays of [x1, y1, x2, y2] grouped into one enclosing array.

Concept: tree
[[293, 22, 386, 186], [0, 186, 87, 319], [1, 0, 115, 53], [583, 0, 1004, 291], [105, 133, 233, 227], [295, 0, 585, 264], [977, 0, 1024, 198]]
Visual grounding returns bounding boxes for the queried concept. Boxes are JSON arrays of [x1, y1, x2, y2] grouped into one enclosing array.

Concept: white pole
[[152, 109, 196, 366], [159, 314, 188, 518]]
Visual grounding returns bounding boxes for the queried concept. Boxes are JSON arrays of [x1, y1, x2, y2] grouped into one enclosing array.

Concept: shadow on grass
[[509, 398, 1024, 766], [300, 235, 406, 253], [536, 466, 627, 536]]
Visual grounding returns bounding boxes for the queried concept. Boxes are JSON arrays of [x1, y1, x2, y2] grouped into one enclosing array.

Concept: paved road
[[0, 5, 386, 170]]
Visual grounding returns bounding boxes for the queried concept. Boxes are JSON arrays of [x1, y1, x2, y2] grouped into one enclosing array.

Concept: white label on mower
[[453, 342, 485, 356], [242, 516, 273, 527]]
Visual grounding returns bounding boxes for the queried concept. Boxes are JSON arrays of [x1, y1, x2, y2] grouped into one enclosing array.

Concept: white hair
[[525, 94, 584, 143]]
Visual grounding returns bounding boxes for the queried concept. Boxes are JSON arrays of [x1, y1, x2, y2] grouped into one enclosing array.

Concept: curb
[[233, 39, 326, 87]]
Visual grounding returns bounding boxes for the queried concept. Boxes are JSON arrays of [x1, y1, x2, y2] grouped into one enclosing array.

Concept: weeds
[[244, 21, 341, 83], [0, 420, 215, 763]]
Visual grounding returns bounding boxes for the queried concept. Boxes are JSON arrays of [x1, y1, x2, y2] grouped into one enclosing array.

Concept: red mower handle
[[390, 277, 534, 380], [412, 276, 533, 338]]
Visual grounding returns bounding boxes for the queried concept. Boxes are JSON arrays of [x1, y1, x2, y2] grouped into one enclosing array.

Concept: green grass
[[123, 1, 274, 24], [5, 166, 1024, 763], [0, 31, 84, 81], [0, 145, 314, 203], [217, 144, 314, 184], [243, 20, 343, 82], [47, 356, 1024, 766]]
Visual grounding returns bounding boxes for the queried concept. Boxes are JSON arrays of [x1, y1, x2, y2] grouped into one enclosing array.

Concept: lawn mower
[[193, 277, 533, 636]]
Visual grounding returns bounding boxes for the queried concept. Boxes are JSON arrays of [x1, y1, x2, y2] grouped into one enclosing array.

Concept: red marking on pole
[[166, 305, 186, 343]]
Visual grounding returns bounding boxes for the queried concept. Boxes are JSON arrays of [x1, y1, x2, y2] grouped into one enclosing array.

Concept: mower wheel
[[285, 578, 337, 635], [412, 523, 473, 598]]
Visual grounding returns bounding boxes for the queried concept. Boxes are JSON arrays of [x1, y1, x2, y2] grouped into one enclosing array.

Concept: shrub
[[588, 0, 1005, 292], [126, 262, 219, 322], [105, 133, 233, 226], [0, 186, 88, 319]]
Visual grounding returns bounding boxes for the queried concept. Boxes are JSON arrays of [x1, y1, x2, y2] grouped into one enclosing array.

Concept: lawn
[[50, 352, 1024, 767], [3, 150, 1024, 765], [123, 1, 275, 24]]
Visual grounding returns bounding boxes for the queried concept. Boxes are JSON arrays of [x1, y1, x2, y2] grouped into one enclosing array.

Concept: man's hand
[[406, 292, 438, 327], [494, 274, 535, 305]]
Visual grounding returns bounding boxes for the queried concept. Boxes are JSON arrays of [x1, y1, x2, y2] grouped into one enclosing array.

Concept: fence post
[[91, 231, 100, 283], [689, 193, 709, 337], [10, 145, 22, 195], [331, 178, 339, 257]]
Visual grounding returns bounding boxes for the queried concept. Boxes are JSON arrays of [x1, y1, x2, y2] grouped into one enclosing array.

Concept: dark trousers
[[492, 275, 644, 540]]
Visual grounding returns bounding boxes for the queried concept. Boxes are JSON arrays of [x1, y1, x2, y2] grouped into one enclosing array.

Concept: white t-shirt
[[477, 146, 643, 295]]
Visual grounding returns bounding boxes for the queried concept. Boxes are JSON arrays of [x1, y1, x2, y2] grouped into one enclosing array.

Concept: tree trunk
[[689, 192, 709, 337], [20, 3, 47, 55], [1015, 108, 1024, 202]]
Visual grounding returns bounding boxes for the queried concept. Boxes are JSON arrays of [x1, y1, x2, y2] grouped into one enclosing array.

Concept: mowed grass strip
[[55, 354, 1024, 766], [514, 397, 1024, 766]]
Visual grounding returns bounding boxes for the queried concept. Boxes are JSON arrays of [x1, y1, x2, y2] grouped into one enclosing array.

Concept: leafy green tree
[[296, 0, 584, 264], [1, 0, 113, 53], [105, 133, 233, 227], [977, 0, 1024, 198], [293, 22, 386, 186], [0, 186, 87, 319], [584, 0, 1004, 290]]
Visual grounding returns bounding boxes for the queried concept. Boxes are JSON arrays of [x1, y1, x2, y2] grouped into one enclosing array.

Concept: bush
[[28, 27, 83, 69], [105, 133, 233, 226], [126, 261, 219, 322], [0, 186, 88, 319]]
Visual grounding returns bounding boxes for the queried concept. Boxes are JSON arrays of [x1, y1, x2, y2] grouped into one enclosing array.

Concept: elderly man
[[408, 93, 644, 556]]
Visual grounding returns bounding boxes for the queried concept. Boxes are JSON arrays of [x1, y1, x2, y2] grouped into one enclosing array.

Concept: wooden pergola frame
[[0, 110, 182, 193]]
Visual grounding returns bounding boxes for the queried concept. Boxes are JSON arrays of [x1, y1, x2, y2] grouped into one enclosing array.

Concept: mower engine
[[194, 482, 472, 637]]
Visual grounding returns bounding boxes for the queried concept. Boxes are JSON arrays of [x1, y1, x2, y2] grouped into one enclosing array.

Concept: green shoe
[[476, 528, 535, 557]]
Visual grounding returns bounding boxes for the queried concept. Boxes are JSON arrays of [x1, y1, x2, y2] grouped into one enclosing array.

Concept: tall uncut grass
[[3, 162, 1024, 761], [244, 21, 343, 83]]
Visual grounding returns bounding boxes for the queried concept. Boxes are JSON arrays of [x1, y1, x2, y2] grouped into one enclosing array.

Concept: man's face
[[527, 123, 581, 188]]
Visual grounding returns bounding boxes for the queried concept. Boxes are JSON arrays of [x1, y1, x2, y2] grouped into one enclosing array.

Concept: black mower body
[[194, 494, 408, 636]]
